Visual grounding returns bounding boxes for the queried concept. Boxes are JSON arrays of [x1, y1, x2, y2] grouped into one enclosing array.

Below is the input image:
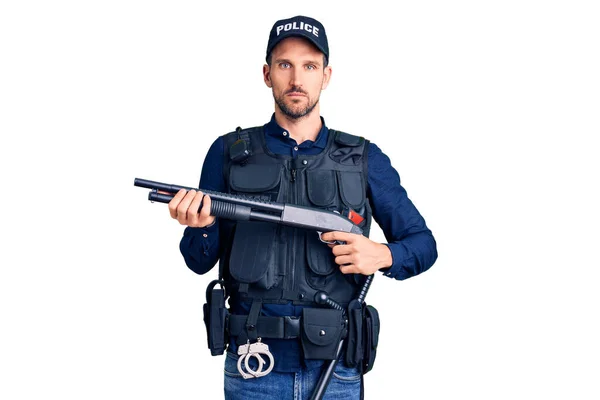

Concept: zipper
[[288, 160, 297, 293]]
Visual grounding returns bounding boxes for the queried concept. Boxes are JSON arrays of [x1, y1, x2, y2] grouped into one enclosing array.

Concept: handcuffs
[[236, 337, 274, 379]]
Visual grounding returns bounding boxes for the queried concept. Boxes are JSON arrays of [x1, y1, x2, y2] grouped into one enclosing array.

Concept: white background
[[1, 1, 599, 399]]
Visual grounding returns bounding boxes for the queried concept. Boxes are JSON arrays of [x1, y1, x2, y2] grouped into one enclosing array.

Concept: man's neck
[[274, 108, 322, 145]]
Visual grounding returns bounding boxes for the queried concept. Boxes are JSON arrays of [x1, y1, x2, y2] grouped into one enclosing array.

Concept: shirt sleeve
[[179, 136, 225, 275], [366, 142, 438, 280]]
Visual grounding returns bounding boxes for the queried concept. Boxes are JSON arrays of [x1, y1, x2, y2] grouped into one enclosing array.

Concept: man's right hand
[[166, 189, 216, 228]]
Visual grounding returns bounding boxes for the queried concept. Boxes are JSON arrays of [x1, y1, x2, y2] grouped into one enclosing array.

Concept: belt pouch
[[345, 299, 364, 367], [203, 280, 229, 356], [362, 305, 380, 373], [300, 308, 344, 360]]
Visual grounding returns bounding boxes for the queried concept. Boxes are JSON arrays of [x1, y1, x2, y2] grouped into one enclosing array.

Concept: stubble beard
[[274, 89, 319, 120]]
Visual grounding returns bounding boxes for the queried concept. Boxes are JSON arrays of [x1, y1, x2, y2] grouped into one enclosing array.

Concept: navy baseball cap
[[266, 15, 329, 64]]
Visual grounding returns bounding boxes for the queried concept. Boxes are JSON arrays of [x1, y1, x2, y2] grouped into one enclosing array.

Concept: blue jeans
[[224, 352, 362, 400]]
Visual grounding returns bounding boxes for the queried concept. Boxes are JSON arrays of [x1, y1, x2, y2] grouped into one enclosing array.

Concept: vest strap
[[235, 298, 262, 345], [333, 130, 364, 147], [245, 298, 262, 341]]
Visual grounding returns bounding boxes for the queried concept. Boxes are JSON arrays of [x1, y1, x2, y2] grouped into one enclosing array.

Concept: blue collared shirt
[[180, 114, 437, 371]]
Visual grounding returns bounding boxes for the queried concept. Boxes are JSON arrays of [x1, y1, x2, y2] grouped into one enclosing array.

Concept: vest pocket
[[306, 231, 336, 276], [230, 164, 282, 193], [305, 231, 337, 290], [227, 163, 282, 290], [337, 171, 365, 209], [229, 221, 279, 289], [306, 170, 337, 207]]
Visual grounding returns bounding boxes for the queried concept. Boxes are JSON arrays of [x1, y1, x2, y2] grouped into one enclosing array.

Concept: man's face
[[263, 37, 332, 119]]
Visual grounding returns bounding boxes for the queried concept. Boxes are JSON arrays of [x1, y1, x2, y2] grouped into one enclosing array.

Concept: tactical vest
[[218, 126, 372, 308]]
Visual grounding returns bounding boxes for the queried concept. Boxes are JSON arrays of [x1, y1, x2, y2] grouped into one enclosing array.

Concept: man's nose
[[290, 69, 303, 87]]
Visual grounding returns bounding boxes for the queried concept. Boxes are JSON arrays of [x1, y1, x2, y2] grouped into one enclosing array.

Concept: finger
[[331, 244, 352, 256], [320, 231, 354, 243], [339, 264, 357, 274], [320, 231, 338, 242], [199, 194, 212, 219], [187, 191, 204, 226], [335, 255, 354, 266], [176, 190, 197, 224], [168, 189, 188, 219], [199, 194, 215, 227]]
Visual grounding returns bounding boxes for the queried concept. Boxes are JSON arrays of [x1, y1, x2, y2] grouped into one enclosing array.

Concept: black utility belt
[[227, 314, 302, 339], [203, 280, 380, 373]]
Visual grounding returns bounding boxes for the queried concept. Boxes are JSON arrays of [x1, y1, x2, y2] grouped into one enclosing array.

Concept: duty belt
[[227, 314, 301, 339]]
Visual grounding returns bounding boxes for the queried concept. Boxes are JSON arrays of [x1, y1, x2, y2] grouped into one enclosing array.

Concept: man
[[167, 15, 437, 400]]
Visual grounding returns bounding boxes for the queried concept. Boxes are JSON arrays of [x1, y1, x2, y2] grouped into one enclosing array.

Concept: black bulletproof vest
[[218, 126, 372, 307]]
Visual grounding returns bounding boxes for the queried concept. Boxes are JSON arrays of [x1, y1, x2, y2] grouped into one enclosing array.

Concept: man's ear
[[321, 65, 332, 90], [263, 64, 272, 88]]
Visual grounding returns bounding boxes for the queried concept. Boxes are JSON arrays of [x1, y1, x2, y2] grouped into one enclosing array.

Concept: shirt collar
[[264, 113, 329, 149]]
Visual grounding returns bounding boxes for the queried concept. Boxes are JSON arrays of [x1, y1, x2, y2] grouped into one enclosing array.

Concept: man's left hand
[[319, 231, 393, 275]]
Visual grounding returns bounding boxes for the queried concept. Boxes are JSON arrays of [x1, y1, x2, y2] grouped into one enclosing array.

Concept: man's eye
[[306, 65, 316, 70], [280, 63, 291, 68]]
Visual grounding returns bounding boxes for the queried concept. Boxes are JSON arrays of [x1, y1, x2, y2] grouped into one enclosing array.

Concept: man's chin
[[278, 103, 303, 117], [284, 108, 312, 119], [275, 96, 318, 119]]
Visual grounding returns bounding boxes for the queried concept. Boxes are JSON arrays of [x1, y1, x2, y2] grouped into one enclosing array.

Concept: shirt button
[[302, 160, 308, 165], [283, 131, 288, 136], [293, 146, 298, 151], [202, 233, 208, 238]]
